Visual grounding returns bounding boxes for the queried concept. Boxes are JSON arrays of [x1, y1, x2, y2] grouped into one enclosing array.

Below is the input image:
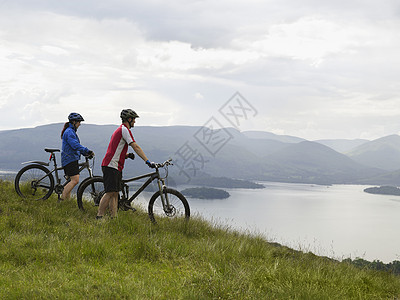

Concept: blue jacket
[[61, 123, 90, 167]]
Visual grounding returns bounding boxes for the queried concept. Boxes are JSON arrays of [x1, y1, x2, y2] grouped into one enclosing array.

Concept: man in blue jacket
[[61, 113, 94, 200]]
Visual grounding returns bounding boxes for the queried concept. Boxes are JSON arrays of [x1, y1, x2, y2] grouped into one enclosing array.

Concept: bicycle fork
[[157, 179, 173, 215]]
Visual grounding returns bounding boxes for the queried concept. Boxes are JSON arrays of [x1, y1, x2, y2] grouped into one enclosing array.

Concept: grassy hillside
[[0, 180, 399, 299]]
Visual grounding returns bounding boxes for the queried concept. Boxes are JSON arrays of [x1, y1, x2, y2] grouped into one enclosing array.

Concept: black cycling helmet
[[68, 112, 84, 122], [120, 109, 139, 121]]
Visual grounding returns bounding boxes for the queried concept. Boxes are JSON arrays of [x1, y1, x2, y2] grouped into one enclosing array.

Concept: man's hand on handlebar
[[126, 153, 135, 160], [146, 160, 156, 168]]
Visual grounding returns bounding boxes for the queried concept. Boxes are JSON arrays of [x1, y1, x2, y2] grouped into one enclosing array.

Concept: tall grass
[[0, 180, 399, 299]]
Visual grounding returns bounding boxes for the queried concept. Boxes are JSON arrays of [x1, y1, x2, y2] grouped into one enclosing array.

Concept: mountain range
[[1, 123, 400, 185]]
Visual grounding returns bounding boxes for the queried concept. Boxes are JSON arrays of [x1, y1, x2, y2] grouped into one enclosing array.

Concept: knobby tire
[[14, 164, 54, 200], [148, 188, 190, 223], [76, 176, 104, 211]]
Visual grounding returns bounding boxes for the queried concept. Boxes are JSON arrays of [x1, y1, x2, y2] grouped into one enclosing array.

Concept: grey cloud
[[3, 0, 400, 50], [2, 0, 400, 139]]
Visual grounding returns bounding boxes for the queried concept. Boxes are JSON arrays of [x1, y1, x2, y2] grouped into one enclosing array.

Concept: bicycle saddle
[[45, 148, 60, 153]]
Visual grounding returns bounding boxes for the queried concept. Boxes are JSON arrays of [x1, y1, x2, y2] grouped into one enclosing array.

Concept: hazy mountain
[[0, 123, 64, 170], [357, 169, 400, 185], [0, 123, 389, 185], [258, 141, 384, 184], [314, 139, 369, 153], [242, 130, 305, 143], [346, 135, 400, 171]]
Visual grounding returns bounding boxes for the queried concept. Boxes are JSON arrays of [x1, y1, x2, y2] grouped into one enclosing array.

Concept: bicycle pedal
[[121, 202, 136, 212]]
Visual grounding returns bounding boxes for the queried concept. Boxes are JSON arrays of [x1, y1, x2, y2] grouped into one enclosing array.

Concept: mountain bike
[[14, 148, 95, 201], [76, 158, 190, 223]]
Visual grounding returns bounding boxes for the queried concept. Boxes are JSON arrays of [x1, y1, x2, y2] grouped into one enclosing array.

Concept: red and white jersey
[[102, 124, 135, 171]]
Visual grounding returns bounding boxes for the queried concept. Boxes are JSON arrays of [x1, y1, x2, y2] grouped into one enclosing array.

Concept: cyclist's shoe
[[96, 215, 106, 223], [121, 201, 136, 212]]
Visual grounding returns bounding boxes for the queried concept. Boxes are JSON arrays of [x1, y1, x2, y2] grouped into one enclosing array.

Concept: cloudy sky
[[1, 0, 399, 140]]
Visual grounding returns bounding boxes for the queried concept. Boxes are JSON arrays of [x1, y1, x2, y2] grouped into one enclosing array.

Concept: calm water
[[0, 170, 17, 179], [184, 182, 400, 263]]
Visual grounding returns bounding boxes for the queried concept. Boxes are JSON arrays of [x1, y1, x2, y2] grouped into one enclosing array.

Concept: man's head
[[120, 109, 139, 128]]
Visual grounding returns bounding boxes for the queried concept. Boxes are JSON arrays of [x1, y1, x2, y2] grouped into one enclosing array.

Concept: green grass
[[0, 180, 399, 299]]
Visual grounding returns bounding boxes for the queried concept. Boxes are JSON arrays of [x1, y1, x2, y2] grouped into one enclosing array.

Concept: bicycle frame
[[122, 168, 170, 210], [24, 155, 92, 188], [21, 150, 94, 198], [76, 158, 189, 221]]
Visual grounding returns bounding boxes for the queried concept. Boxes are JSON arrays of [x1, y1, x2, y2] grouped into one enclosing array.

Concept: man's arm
[[129, 142, 148, 162]]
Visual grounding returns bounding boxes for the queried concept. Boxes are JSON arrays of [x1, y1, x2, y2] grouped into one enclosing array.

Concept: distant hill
[[314, 139, 369, 153], [0, 123, 391, 185], [0, 123, 65, 170], [242, 130, 305, 143], [355, 169, 400, 186], [364, 186, 400, 196], [346, 135, 400, 171], [189, 176, 264, 189], [181, 187, 230, 199], [258, 141, 384, 184]]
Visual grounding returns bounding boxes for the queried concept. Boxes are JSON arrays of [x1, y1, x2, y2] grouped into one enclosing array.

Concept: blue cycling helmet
[[68, 112, 84, 122]]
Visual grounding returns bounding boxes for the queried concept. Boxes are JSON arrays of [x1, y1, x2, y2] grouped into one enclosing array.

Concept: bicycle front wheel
[[148, 188, 190, 223], [14, 164, 54, 200], [77, 176, 104, 211]]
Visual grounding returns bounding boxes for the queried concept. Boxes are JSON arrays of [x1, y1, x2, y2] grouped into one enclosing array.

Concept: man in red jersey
[[96, 109, 155, 219]]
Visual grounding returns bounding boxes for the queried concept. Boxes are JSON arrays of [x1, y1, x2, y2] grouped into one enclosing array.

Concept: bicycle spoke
[[15, 165, 54, 200], [77, 176, 104, 211], [148, 188, 190, 223]]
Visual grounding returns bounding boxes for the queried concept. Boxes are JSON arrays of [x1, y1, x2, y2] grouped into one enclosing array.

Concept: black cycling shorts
[[64, 160, 79, 177], [102, 166, 122, 193]]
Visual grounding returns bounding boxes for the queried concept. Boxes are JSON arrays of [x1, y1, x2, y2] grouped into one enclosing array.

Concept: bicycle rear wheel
[[14, 164, 54, 200], [76, 176, 104, 211], [148, 188, 190, 223]]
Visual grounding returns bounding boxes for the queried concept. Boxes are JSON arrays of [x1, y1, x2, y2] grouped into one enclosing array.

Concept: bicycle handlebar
[[83, 153, 95, 160], [155, 158, 173, 169]]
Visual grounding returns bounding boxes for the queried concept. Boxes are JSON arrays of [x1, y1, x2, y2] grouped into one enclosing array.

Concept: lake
[[0, 170, 17, 179], [183, 182, 400, 263]]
